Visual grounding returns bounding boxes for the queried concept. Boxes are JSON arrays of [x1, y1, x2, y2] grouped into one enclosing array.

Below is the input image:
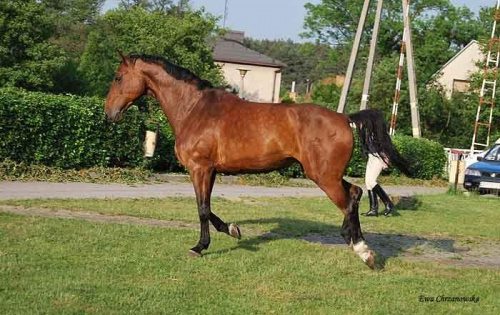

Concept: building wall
[[216, 62, 282, 103], [435, 41, 483, 99]]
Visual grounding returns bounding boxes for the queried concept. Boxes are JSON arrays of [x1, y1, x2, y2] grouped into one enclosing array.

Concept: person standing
[[363, 152, 394, 217], [349, 110, 411, 217]]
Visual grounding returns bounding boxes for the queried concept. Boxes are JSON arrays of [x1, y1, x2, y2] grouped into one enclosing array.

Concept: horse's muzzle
[[106, 101, 132, 123], [105, 109, 123, 123]]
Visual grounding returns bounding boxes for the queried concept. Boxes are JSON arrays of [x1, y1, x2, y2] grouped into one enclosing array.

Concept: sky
[[102, 0, 496, 42]]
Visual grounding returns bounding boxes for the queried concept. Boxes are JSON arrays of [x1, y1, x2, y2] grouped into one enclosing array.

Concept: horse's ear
[[117, 50, 129, 66]]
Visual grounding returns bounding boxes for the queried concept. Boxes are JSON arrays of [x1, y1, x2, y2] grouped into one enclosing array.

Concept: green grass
[[2, 194, 499, 240], [1, 213, 498, 314], [1, 194, 499, 314]]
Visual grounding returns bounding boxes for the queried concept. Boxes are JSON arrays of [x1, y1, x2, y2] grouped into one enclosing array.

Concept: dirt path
[[0, 181, 447, 199], [2, 205, 498, 269]]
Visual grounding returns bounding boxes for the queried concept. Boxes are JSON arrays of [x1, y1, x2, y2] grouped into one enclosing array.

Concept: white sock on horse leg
[[353, 240, 372, 263]]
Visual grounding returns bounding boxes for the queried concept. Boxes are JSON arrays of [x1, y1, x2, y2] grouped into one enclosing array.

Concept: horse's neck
[[145, 69, 204, 136]]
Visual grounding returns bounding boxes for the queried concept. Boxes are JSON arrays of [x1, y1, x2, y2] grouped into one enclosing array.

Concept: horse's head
[[105, 51, 147, 123]]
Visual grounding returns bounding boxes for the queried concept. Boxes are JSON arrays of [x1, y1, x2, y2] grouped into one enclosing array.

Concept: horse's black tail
[[348, 109, 411, 176]]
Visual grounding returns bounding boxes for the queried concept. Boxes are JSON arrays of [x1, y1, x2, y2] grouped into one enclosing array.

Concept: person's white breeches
[[365, 153, 388, 190]]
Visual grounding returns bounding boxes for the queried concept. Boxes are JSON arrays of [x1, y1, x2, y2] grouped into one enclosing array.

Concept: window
[[484, 145, 500, 161], [453, 79, 470, 93]]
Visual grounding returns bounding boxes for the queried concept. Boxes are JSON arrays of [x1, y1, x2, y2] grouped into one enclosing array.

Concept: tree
[[78, 6, 223, 96], [0, 0, 67, 91], [35, 1, 107, 94], [303, 0, 493, 147], [120, 0, 190, 14], [244, 38, 337, 94], [150, 0, 174, 12], [302, 0, 451, 47], [119, 0, 152, 10], [303, 0, 486, 77], [42, 0, 105, 56]]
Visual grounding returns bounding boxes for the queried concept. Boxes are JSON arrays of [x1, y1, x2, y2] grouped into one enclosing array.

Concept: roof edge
[[214, 59, 286, 69], [213, 37, 287, 68], [430, 40, 481, 79]]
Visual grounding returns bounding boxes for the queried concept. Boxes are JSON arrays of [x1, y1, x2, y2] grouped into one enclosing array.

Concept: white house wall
[[216, 62, 282, 103], [435, 41, 484, 99]]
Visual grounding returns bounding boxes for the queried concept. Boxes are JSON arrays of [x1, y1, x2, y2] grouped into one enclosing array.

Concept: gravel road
[[0, 181, 447, 199]]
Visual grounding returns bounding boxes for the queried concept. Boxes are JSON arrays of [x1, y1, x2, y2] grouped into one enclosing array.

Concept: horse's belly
[[215, 155, 295, 173], [215, 108, 298, 172], [215, 141, 295, 172]]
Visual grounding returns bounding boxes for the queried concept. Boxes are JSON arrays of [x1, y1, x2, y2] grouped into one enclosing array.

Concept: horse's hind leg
[[341, 180, 375, 268], [316, 176, 375, 268], [210, 212, 241, 239]]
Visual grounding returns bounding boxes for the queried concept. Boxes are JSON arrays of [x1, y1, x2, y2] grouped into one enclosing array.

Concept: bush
[[277, 134, 446, 180], [0, 88, 179, 170], [345, 134, 367, 177], [345, 135, 447, 179], [391, 135, 447, 179], [310, 83, 341, 111]]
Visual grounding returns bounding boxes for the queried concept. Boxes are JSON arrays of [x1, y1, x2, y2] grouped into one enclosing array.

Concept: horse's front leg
[[188, 164, 216, 257]]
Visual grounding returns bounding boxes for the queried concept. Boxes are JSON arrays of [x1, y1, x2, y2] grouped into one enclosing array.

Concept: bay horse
[[105, 52, 409, 269]]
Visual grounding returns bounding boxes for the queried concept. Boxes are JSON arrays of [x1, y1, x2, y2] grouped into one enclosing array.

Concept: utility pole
[[337, 0, 421, 138], [337, 0, 371, 113], [360, 0, 384, 110], [223, 0, 229, 28], [402, 0, 421, 138], [389, 26, 406, 136]]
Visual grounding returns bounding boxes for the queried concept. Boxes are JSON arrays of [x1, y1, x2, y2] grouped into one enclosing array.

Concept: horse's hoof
[[188, 250, 202, 258], [229, 223, 241, 239], [365, 250, 376, 270]]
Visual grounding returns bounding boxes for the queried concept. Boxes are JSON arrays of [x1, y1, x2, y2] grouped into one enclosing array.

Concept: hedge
[[346, 135, 447, 179], [390, 135, 447, 179], [0, 88, 180, 171], [0, 88, 446, 179]]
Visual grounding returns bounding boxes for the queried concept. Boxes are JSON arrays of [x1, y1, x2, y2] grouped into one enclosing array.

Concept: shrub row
[[391, 135, 447, 180], [342, 134, 447, 179], [0, 88, 180, 171], [280, 134, 446, 180], [0, 88, 446, 179], [279, 132, 447, 180]]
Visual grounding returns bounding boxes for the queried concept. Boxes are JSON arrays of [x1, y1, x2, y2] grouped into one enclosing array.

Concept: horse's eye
[[114, 76, 122, 82]]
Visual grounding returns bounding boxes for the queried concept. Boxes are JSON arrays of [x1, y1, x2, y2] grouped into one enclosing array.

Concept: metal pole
[[402, 0, 421, 138], [240, 76, 244, 98], [361, 0, 384, 110], [389, 15, 407, 135], [223, 0, 229, 28], [337, 0, 371, 113]]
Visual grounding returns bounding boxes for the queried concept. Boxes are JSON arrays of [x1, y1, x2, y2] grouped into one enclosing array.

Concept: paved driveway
[[0, 181, 447, 199]]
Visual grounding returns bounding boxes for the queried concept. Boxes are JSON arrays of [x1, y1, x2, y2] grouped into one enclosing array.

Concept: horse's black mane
[[128, 54, 214, 90]]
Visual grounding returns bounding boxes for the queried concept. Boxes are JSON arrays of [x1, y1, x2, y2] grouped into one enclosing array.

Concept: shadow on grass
[[208, 196, 455, 269]]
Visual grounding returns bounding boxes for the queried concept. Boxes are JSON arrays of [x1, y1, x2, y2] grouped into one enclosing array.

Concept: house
[[213, 31, 286, 103], [431, 40, 484, 99]]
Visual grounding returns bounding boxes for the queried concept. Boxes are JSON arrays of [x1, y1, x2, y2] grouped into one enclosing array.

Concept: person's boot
[[363, 190, 378, 217], [373, 184, 394, 216]]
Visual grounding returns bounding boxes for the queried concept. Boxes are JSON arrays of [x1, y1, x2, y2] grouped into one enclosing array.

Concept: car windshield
[[484, 144, 500, 161]]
